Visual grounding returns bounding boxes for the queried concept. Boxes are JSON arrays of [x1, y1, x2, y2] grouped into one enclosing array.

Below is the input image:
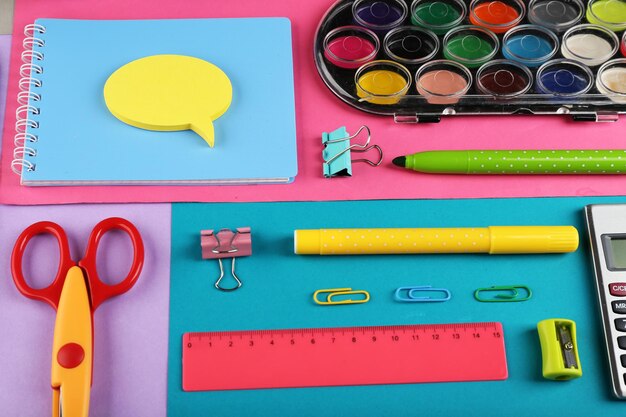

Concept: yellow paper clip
[[313, 288, 370, 305]]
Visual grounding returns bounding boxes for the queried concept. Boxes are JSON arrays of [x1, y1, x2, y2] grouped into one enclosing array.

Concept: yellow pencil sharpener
[[537, 318, 582, 381]]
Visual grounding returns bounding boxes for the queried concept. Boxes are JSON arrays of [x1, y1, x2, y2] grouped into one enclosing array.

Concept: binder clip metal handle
[[322, 126, 383, 178], [201, 227, 252, 292], [214, 258, 242, 292]]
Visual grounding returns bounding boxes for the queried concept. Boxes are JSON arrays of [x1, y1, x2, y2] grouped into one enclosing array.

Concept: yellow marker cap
[[488, 226, 579, 254]]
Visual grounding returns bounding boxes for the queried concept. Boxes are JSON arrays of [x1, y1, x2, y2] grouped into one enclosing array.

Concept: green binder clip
[[537, 318, 582, 380], [474, 285, 532, 302], [322, 126, 383, 178]]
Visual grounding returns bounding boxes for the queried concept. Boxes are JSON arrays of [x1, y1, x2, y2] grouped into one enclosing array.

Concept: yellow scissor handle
[[51, 266, 92, 417]]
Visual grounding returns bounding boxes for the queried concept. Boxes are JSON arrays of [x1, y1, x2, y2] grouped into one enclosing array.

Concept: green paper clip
[[474, 285, 532, 302], [537, 318, 582, 380]]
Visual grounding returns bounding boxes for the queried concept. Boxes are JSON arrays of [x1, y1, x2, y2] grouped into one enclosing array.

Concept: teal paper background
[[169, 198, 626, 416]]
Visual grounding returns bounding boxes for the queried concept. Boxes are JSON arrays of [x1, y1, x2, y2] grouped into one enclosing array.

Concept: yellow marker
[[294, 226, 579, 255], [104, 54, 232, 147]]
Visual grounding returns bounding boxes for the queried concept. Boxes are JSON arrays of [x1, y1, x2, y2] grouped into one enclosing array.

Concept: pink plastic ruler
[[182, 322, 508, 391]]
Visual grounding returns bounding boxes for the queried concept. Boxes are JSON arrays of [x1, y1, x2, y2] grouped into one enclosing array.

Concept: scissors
[[11, 217, 144, 417]]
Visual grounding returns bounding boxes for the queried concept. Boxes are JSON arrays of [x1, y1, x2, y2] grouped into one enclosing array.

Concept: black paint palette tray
[[314, 0, 626, 122]]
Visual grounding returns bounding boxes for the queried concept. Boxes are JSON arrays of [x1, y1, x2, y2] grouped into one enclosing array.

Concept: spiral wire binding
[[11, 23, 46, 176]]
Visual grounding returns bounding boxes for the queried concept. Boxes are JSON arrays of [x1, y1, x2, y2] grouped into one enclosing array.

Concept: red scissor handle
[[78, 217, 144, 311], [11, 221, 76, 310]]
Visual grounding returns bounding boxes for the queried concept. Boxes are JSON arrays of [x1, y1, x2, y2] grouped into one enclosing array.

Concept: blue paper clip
[[322, 126, 383, 178], [394, 286, 451, 303]]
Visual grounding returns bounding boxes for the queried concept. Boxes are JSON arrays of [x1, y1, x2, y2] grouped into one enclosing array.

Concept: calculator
[[585, 204, 626, 399]]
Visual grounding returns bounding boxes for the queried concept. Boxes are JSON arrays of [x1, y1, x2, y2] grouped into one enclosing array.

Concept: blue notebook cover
[[17, 18, 297, 185]]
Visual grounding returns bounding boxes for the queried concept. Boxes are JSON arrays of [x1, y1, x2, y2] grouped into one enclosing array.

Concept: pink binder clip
[[201, 227, 252, 291]]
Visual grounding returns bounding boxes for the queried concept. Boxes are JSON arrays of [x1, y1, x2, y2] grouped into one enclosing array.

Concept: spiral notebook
[[12, 18, 297, 185]]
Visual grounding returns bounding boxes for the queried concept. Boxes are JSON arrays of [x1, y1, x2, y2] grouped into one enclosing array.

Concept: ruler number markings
[[184, 323, 502, 349]]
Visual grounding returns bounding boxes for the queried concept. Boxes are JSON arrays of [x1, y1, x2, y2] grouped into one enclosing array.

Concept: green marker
[[392, 150, 626, 174]]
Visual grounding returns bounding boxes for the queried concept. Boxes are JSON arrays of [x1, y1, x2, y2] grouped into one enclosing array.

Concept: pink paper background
[[0, 204, 171, 417], [0, 35, 10, 153], [1, 0, 626, 205]]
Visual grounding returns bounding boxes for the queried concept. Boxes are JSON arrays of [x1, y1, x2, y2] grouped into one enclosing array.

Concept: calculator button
[[613, 301, 626, 314], [609, 283, 626, 296], [622, 356, 626, 367], [619, 337, 626, 350], [616, 319, 626, 332]]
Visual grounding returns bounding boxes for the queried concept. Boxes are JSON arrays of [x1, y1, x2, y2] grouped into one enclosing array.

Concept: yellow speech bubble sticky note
[[103, 54, 232, 147]]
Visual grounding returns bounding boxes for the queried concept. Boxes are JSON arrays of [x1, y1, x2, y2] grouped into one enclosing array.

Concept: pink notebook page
[[0, 35, 10, 147], [1, 0, 626, 205]]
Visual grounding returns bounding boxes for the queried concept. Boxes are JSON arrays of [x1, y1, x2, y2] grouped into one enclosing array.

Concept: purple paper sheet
[[0, 35, 11, 159], [0, 204, 170, 417]]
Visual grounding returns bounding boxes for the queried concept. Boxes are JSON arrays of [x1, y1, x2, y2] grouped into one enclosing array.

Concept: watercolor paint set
[[314, 0, 626, 122]]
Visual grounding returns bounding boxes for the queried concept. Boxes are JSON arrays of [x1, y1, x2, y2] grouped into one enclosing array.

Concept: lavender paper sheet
[[0, 204, 171, 417]]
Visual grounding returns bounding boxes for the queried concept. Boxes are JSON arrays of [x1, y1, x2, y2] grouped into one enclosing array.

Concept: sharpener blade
[[557, 324, 578, 369]]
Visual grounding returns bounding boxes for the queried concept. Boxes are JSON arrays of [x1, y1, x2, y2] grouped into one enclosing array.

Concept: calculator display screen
[[603, 235, 626, 270]]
